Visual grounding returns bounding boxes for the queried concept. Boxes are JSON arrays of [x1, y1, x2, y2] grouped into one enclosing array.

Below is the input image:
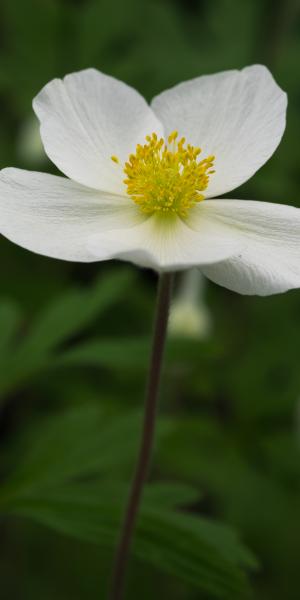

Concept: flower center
[[111, 131, 215, 218]]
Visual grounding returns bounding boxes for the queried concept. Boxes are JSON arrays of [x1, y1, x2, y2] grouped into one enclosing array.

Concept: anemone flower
[[1, 65, 299, 600], [0, 65, 299, 295]]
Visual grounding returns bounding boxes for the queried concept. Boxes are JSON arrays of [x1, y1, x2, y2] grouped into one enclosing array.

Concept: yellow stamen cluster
[[112, 131, 215, 218]]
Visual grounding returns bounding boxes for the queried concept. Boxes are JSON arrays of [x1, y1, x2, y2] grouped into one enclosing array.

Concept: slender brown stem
[[109, 271, 174, 600]]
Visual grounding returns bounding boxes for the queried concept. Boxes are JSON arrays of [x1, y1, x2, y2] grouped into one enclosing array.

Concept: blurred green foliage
[[0, 0, 300, 598]]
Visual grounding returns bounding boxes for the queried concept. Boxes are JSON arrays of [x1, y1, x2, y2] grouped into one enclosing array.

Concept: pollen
[[111, 131, 215, 218]]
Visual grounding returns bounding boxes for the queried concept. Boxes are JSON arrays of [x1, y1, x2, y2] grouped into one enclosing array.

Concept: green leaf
[[2, 404, 171, 496], [4, 483, 254, 598], [0, 401, 255, 596], [52, 337, 149, 370], [0, 269, 134, 398], [141, 482, 201, 508], [19, 269, 134, 357]]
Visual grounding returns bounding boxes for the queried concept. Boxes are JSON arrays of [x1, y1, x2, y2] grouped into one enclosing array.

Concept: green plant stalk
[[109, 272, 174, 600]]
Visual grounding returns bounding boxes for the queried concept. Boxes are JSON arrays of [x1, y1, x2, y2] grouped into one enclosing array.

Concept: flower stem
[[109, 271, 174, 600]]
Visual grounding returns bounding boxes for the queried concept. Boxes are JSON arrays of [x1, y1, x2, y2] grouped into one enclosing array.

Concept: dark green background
[[0, 0, 300, 598]]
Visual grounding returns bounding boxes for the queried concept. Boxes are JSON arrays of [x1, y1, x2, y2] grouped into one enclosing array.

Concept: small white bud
[[169, 269, 212, 340], [17, 115, 46, 165]]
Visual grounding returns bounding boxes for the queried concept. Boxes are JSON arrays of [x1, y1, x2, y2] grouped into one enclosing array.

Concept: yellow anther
[[168, 130, 178, 144], [119, 131, 215, 218], [111, 155, 119, 164]]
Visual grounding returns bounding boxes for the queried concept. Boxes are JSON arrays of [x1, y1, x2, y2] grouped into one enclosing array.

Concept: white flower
[[0, 65, 299, 296], [169, 270, 212, 339]]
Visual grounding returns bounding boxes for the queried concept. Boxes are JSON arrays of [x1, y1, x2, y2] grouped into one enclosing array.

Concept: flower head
[[0, 65, 300, 295]]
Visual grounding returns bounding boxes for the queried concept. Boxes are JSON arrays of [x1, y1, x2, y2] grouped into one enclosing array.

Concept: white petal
[[0, 168, 142, 262], [151, 65, 287, 198], [199, 199, 300, 295], [87, 212, 242, 270], [33, 69, 164, 193]]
